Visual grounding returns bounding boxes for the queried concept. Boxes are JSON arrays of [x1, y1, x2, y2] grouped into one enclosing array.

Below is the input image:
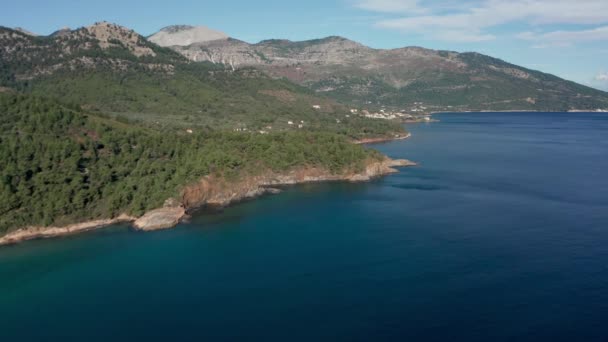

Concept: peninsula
[[1, 21, 607, 246]]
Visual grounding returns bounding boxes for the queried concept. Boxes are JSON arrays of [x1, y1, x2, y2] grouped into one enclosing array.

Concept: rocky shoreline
[[353, 133, 411, 145], [0, 215, 137, 246], [0, 157, 416, 246]]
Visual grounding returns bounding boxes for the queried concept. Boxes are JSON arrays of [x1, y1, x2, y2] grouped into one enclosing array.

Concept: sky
[[1, 0, 607, 90]]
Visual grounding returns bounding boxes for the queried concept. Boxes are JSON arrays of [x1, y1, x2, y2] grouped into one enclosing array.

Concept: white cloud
[[596, 72, 608, 81], [518, 26, 608, 47], [591, 71, 608, 91], [434, 30, 495, 43], [354, 0, 608, 43], [355, 0, 424, 13]]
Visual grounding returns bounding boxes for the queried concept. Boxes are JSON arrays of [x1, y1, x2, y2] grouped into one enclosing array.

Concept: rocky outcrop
[[180, 157, 416, 209], [84, 22, 156, 57], [0, 157, 415, 246], [132, 207, 186, 231]]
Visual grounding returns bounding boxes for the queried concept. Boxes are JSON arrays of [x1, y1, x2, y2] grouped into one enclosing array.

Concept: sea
[[1, 112, 607, 341]]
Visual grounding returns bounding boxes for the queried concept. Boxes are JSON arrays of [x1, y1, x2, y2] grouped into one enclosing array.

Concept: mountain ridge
[[4, 20, 608, 114], [0, 22, 402, 138], [147, 25, 608, 112]]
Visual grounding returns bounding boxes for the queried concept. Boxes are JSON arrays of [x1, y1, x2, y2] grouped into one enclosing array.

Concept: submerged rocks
[[265, 187, 283, 195], [387, 159, 418, 168], [348, 158, 417, 182]]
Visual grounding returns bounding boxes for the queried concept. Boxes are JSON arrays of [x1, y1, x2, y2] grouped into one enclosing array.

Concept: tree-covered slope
[[0, 93, 381, 235]]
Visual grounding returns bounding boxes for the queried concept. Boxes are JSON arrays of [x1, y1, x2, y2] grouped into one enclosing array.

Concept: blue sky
[[2, 0, 607, 90]]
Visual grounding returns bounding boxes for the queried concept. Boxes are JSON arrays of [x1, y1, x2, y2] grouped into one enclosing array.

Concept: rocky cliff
[[180, 157, 415, 210]]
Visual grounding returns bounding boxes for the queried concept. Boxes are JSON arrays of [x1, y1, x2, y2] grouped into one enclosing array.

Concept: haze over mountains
[[149, 25, 608, 112]]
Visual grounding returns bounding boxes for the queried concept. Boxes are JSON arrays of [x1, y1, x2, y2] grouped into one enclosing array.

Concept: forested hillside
[[0, 93, 380, 234], [0, 22, 407, 235]]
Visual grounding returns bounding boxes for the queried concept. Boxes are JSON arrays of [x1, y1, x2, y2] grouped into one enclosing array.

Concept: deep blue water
[[1, 112, 608, 341]]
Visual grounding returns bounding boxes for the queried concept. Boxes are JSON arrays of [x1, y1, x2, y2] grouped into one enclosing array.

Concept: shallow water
[[1, 112, 607, 341]]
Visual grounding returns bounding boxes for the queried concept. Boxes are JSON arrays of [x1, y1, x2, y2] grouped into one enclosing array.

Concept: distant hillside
[[0, 22, 402, 139], [151, 30, 608, 112]]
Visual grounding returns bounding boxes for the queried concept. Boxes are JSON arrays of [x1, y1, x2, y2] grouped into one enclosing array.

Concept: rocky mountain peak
[[159, 25, 195, 34], [79, 21, 156, 57], [84, 21, 135, 40], [148, 25, 228, 47]]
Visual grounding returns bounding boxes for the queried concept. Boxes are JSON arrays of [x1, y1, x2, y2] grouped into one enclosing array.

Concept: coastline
[[0, 157, 416, 246], [0, 215, 137, 246], [429, 110, 542, 114], [353, 133, 411, 145], [429, 109, 608, 115]]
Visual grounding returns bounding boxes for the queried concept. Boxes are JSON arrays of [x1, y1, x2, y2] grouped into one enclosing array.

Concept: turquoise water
[[1, 112, 608, 341]]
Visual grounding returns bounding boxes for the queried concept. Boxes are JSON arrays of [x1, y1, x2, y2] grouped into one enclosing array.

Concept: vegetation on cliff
[[0, 93, 381, 235]]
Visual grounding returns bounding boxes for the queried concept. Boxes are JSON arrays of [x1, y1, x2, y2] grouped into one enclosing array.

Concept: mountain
[[0, 22, 402, 138], [151, 30, 608, 112], [148, 25, 229, 46]]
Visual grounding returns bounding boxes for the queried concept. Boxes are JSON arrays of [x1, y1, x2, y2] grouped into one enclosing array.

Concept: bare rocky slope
[[149, 26, 608, 112], [0, 21, 176, 81], [148, 25, 228, 47]]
